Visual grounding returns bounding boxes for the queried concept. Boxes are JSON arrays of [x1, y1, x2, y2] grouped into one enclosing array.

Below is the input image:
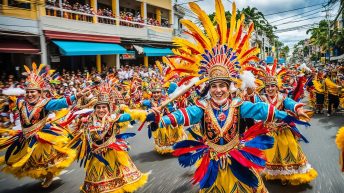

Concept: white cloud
[[179, 0, 339, 48]]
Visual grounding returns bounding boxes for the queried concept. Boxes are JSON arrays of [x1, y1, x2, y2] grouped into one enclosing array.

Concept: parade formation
[[0, 0, 344, 193]]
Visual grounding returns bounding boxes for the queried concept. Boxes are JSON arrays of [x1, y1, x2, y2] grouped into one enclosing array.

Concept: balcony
[[42, 0, 173, 42]]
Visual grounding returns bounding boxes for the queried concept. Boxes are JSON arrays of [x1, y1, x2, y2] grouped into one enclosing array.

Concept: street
[[0, 114, 343, 193]]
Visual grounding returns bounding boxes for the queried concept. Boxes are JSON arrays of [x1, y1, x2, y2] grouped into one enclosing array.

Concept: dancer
[[149, 1, 309, 192], [0, 64, 85, 188], [67, 82, 149, 193], [252, 61, 317, 185], [141, 82, 187, 154]]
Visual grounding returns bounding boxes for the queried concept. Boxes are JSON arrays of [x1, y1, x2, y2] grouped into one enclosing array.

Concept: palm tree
[[306, 20, 329, 59]]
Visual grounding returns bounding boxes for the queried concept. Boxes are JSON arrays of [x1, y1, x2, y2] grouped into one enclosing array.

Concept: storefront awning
[[53, 40, 126, 56], [143, 46, 173, 56], [0, 40, 40, 54]]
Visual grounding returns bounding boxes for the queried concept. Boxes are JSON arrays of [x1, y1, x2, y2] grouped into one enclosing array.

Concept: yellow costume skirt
[[336, 126, 344, 171], [200, 164, 267, 193], [0, 131, 76, 180], [152, 125, 187, 154], [263, 127, 317, 185], [81, 150, 148, 193]]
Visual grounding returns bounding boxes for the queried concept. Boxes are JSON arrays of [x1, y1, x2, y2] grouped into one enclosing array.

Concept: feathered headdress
[[170, 1, 260, 84], [95, 82, 112, 107], [23, 63, 49, 90], [245, 59, 287, 88]]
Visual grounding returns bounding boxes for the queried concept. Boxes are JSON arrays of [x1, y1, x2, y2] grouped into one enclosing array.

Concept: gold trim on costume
[[22, 117, 47, 138], [206, 135, 239, 154]]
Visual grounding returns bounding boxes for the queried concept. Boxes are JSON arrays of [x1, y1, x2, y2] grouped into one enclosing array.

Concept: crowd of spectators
[[0, 65, 162, 97], [45, 0, 170, 27]]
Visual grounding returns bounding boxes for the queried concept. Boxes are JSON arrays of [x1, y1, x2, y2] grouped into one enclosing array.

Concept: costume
[[0, 64, 76, 187], [151, 1, 307, 192], [250, 61, 317, 185], [67, 82, 149, 193], [325, 72, 341, 115], [141, 83, 187, 154], [312, 71, 325, 113], [336, 126, 344, 172]]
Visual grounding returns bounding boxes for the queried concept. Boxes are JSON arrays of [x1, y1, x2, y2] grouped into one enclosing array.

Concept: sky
[[177, 0, 341, 49]]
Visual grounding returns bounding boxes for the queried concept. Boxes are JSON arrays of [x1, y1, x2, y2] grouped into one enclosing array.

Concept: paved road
[[0, 113, 343, 193]]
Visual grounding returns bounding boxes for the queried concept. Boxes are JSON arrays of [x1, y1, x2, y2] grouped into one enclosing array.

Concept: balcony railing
[[45, 5, 93, 23], [45, 5, 171, 29]]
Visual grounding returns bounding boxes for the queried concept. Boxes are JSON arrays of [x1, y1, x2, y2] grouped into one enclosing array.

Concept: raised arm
[[45, 95, 76, 111], [159, 105, 204, 127], [283, 97, 304, 113], [240, 101, 288, 121]]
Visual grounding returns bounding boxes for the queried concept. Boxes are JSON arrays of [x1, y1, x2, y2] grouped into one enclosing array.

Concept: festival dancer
[[250, 61, 317, 185], [141, 82, 187, 154], [313, 70, 325, 114], [325, 70, 342, 116], [148, 1, 309, 192], [0, 64, 86, 188], [66, 82, 149, 193]]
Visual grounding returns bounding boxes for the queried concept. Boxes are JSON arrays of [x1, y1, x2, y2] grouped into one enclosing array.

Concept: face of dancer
[[26, 89, 41, 104], [266, 84, 278, 97], [209, 81, 229, 105], [95, 104, 109, 119], [152, 91, 161, 101]]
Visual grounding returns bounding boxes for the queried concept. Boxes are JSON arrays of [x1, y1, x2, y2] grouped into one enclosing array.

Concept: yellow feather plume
[[228, 2, 237, 48], [37, 64, 44, 74], [155, 60, 163, 74], [215, 0, 227, 44], [23, 65, 31, 73], [32, 62, 37, 73], [173, 37, 204, 54], [189, 2, 219, 47], [180, 19, 212, 51]]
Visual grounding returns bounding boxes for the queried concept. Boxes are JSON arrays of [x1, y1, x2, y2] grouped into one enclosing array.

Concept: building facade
[[0, 0, 181, 74]]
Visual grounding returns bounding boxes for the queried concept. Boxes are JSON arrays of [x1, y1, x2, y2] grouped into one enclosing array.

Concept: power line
[[275, 16, 323, 26], [264, 3, 325, 16], [274, 23, 318, 33], [175, 0, 204, 5], [269, 6, 324, 23]]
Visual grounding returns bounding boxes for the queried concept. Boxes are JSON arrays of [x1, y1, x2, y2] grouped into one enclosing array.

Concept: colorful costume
[[0, 64, 76, 187], [336, 126, 344, 172], [325, 73, 341, 115], [150, 1, 308, 192], [67, 82, 149, 193], [142, 83, 187, 154], [312, 72, 325, 113], [251, 61, 317, 185]]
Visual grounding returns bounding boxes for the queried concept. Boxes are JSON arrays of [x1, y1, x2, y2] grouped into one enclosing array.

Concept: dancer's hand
[[296, 108, 310, 122]]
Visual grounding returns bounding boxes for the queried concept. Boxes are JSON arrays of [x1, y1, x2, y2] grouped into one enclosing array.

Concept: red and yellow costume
[[67, 82, 149, 193], [250, 61, 317, 185], [0, 64, 76, 186]]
